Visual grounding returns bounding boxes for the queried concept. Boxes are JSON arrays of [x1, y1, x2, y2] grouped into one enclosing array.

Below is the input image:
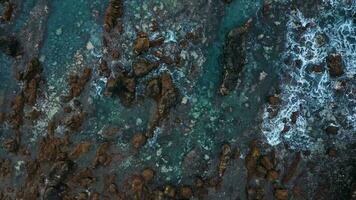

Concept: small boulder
[[326, 54, 344, 77]]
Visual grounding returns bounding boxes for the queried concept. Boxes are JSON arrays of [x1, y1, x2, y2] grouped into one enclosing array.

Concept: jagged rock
[[104, 0, 123, 32], [145, 73, 180, 137], [326, 54, 344, 77], [133, 59, 159, 77], [219, 19, 252, 95], [66, 68, 92, 101]]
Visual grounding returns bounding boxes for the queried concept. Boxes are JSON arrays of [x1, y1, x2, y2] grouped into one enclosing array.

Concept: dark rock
[[325, 125, 339, 135], [219, 19, 252, 95], [0, 36, 21, 57], [105, 73, 136, 106], [0, 158, 12, 177], [326, 54, 344, 77], [134, 35, 150, 54], [179, 186, 193, 199], [104, 0, 123, 32], [133, 59, 159, 77], [2, 2, 15, 21]]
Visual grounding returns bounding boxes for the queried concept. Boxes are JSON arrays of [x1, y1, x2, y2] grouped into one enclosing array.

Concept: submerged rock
[[0, 35, 21, 57], [105, 72, 136, 106], [219, 19, 252, 95]]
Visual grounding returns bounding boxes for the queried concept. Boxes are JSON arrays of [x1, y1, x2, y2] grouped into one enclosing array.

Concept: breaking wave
[[262, 2, 356, 149]]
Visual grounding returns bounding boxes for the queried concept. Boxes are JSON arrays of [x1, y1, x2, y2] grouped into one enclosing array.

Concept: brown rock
[[261, 156, 273, 170], [2, 3, 15, 21], [38, 136, 65, 162], [134, 36, 150, 54], [268, 95, 281, 106], [275, 189, 288, 200], [325, 125, 339, 135], [3, 136, 19, 153], [131, 175, 144, 193], [146, 73, 180, 137], [104, 0, 123, 32], [27, 109, 41, 121], [0, 158, 12, 177], [326, 147, 337, 157], [99, 60, 111, 77], [179, 186, 193, 199], [66, 112, 86, 131], [133, 59, 159, 77], [69, 142, 91, 159], [326, 54, 344, 77], [218, 144, 232, 177], [0, 112, 5, 123], [132, 133, 147, 149], [267, 170, 279, 181], [142, 168, 155, 182], [72, 168, 95, 187]]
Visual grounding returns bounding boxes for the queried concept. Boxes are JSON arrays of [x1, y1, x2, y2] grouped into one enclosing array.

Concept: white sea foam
[[262, 3, 356, 149]]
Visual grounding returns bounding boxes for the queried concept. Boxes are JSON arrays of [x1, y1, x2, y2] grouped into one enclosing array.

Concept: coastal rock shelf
[[0, 0, 355, 199]]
